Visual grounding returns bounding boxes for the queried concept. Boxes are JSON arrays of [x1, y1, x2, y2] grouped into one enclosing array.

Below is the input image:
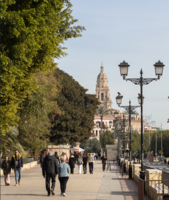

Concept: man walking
[[43, 151, 59, 196], [101, 153, 107, 171], [11, 150, 23, 186]]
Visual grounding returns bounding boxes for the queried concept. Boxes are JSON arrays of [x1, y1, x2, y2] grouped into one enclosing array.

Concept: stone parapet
[[145, 169, 162, 194]]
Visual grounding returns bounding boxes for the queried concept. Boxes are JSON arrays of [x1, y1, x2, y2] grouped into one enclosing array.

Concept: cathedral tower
[[96, 65, 112, 108]]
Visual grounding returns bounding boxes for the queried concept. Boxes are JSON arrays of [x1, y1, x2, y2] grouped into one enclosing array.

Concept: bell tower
[[96, 64, 112, 108]]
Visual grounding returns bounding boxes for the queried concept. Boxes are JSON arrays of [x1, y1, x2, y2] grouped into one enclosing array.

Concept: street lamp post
[[118, 60, 165, 180], [116, 93, 140, 179]]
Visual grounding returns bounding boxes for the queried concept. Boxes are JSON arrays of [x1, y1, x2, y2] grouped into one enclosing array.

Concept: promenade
[[1, 161, 140, 200]]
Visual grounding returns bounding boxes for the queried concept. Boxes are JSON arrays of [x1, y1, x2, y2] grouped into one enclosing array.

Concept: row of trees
[[99, 129, 169, 157], [1, 0, 101, 158], [1, 0, 85, 135]]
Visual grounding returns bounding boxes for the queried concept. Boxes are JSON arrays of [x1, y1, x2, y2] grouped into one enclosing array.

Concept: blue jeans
[[14, 168, 21, 183]]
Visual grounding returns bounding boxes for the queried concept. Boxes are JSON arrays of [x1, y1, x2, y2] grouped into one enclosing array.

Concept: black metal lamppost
[[114, 111, 120, 161], [118, 60, 165, 180], [116, 92, 140, 179]]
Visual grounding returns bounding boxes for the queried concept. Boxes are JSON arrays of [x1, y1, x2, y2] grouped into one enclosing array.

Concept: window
[[101, 93, 104, 100], [98, 92, 99, 94], [96, 130, 98, 136], [98, 95, 99, 98], [105, 95, 107, 99]]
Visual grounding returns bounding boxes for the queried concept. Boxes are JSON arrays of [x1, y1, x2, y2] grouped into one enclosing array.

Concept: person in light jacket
[[58, 156, 70, 197], [1, 156, 11, 186], [88, 153, 94, 174], [69, 153, 76, 174], [76, 153, 83, 174]]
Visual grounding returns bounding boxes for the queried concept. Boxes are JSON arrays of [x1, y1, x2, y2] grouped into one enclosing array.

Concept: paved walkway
[[1, 161, 143, 200]]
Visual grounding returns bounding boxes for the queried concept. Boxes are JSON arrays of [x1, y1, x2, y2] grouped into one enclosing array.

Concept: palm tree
[[97, 106, 110, 131], [0, 126, 26, 159]]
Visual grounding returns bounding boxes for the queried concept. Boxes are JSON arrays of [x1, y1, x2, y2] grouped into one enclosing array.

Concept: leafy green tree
[[150, 130, 169, 157], [0, 0, 85, 135], [83, 138, 101, 153], [100, 130, 114, 148], [50, 68, 100, 145], [17, 70, 60, 151]]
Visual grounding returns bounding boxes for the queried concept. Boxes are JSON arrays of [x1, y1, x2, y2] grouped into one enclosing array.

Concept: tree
[[100, 130, 114, 148], [50, 68, 100, 145], [150, 130, 169, 157], [83, 138, 101, 153], [97, 106, 110, 131], [0, 126, 26, 159], [17, 69, 60, 151], [0, 0, 85, 135]]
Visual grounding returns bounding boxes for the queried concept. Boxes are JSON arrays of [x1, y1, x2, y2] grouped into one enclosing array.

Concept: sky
[[55, 0, 169, 129]]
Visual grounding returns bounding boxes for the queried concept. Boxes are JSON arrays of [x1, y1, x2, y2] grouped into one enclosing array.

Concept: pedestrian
[[98, 152, 101, 160], [39, 152, 44, 168], [101, 153, 107, 171], [82, 153, 88, 174], [88, 153, 94, 174], [77, 153, 83, 174], [58, 156, 70, 197], [69, 153, 76, 174], [65, 153, 69, 163], [42, 151, 59, 196], [54, 152, 60, 163], [11, 150, 23, 186], [1, 156, 11, 186]]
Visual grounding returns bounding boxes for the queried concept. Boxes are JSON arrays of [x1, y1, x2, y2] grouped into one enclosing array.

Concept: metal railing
[[138, 178, 169, 200]]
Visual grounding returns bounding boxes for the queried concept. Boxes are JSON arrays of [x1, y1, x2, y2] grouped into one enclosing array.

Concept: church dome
[[97, 65, 108, 82]]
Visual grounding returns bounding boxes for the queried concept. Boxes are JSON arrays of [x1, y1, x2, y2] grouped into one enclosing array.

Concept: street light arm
[[120, 105, 140, 112], [126, 78, 158, 85]]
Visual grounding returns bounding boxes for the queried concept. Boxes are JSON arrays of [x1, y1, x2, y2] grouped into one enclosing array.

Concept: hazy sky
[[56, 0, 169, 129]]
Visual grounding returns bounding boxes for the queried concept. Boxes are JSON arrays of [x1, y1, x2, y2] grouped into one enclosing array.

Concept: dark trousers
[[59, 177, 69, 194], [70, 167, 74, 174], [102, 163, 106, 171], [46, 173, 56, 194], [89, 162, 93, 173], [83, 162, 87, 173]]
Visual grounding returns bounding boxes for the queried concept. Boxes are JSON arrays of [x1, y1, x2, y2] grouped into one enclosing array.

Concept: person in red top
[[101, 153, 107, 172]]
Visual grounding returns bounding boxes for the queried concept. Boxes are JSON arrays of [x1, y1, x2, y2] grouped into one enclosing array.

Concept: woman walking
[[1, 156, 11, 186], [82, 153, 88, 174], [76, 153, 83, 174], [101, 153, 107, 171], [88, 153, 94, 174], [58, 156, 70, 197], [69, 153, 76, 174]]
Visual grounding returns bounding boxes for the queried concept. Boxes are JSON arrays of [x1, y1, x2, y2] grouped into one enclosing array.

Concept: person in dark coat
[[1, 156, 11, 185], [82, 153, 88, 174], [11, 150, 23, 186], [101, 153, 107, 171], [68, 153, 76, 174], [42, 151, 59, 196], [54, 152, 60, 163], [39, 152, 44, 168]]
